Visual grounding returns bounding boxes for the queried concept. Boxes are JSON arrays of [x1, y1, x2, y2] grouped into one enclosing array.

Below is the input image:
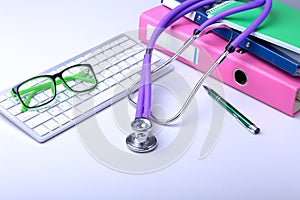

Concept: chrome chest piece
[[126, 118, 157, 153]]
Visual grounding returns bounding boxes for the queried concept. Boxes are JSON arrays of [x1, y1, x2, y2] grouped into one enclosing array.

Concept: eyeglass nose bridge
[[51, 72, 71, 93]]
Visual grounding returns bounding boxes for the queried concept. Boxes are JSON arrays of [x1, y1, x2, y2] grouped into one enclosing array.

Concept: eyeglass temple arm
[[64, 72, 97, 84], [19, 89, 38, 112]]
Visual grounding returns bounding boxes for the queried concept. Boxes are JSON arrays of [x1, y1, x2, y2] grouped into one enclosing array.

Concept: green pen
[[203, 85, 260, 134]]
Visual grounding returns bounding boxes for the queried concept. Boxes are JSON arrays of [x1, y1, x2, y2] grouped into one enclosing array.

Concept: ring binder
[[139, 5, 300, 116]]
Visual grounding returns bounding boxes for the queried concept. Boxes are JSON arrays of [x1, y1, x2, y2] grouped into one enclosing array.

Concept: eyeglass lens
[[62, 65, 97, 92], [18, 77, 56, 109]]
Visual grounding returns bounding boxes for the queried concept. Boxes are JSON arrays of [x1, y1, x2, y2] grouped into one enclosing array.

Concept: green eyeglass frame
[[11, 64, 98, 112]]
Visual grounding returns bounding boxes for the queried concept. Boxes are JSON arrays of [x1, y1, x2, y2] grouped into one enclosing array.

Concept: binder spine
[[139, 5, 300, 116]]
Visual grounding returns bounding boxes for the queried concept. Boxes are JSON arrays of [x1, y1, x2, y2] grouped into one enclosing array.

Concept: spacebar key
[[76, 85, 124, 113]]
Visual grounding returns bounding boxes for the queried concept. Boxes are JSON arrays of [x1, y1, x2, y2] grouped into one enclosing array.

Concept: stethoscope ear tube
[[128, 23, 233, 125], [135, 0, 217, 119]]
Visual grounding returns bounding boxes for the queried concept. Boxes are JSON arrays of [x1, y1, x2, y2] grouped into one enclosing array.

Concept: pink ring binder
[[139, 5, 300, 116]]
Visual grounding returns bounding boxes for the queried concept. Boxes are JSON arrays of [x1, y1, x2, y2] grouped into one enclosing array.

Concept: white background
[[0, 1, 299, 199]]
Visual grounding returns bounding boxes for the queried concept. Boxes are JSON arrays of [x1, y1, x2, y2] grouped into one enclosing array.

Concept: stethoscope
[[126, 0, 272, 153]]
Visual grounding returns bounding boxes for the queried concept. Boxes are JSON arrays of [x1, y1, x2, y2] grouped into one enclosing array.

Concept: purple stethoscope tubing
[[135, 0, 215, 119], [135, 0, 272, 120]]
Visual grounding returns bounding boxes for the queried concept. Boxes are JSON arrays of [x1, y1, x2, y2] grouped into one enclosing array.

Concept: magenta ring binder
[[139, 5, 300, 116]]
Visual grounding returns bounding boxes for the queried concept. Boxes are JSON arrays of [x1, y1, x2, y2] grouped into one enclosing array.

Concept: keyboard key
[[117, 61, 130, 69], [94, 61, 110, 74], [98, 82, 109, 91], [113, 73, 125, 82], [56, 85, 66, 93], [64, 108, 80, 120], [95, 53, 106, 62], [117, 52, 127, 60], [104, 78, 117, 87], [130, 73, 141, 82], [120, 78, 134, 89], [48, 107, 62, 116], [56, 93, 69, 102], [109, 66, 122, 74], [118, 36, 128, 43], [102, 44, 111, 51], [107, 56, 119, 65], [112, 45, 123, 53], [55, 114, 69, 125], [120, 40, 135, 49], [103, 49, 116, 57], [134, 52, 145, 61], [0, 99, 15, 109], [89, 88, 101, 96], [101, 69, 113, 79], [124, 49, 136, 57], [113, 84, 126, 95], [68, 96, 82, 106], [93, 47, 103, 55], [58, 101, 72, 111], [86, 57, 98, 66], [44, 119, 60, 131], [25, 112, 52, 129], [17, 111, 39, 122], [8, 105, 22, 116], [121, 68, 131, 77], [129, 64, 141, 74], [34, 125, 50, 137], [110, 39, 120, 47], [34, 93, 49, 103], [126, 57, 138, 65], [152, 54, 161, 64], [64, 90, 76, 98], [0, 95, 7, 102], [77, 93, 91, 101]]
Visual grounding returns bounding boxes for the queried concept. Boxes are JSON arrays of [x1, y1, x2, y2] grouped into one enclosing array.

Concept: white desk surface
[[0, 1, 299, 199]]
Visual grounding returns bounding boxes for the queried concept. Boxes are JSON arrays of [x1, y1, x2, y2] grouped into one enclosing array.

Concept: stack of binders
[[138, 0, 300, 116]]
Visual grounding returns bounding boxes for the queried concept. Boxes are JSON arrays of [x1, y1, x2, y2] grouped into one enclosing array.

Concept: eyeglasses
[[11, 64, 98, 112]]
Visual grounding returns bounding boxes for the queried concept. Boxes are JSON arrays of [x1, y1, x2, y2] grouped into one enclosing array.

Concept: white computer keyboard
[[0, 33, 172, 142]]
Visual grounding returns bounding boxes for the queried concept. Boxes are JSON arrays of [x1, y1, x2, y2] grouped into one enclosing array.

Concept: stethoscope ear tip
[[126, 118, 158, 153]]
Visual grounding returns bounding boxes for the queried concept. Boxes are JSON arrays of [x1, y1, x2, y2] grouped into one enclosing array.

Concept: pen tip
[[203, 85, 208, 92]]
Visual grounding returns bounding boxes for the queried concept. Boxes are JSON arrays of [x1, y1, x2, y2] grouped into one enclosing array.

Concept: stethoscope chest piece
[[126, 118, 157, 153]]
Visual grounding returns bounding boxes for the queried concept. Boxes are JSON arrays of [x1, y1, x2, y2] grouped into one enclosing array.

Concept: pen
[[203, 85, 260, 134]]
